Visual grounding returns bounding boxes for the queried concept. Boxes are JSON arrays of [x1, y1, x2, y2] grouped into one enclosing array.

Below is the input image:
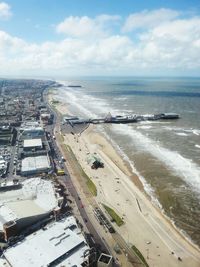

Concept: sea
[[55, 77, 200, 247]]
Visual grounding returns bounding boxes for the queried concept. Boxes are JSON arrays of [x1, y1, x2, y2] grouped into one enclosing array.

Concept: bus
[[56, 169, 65, 176]]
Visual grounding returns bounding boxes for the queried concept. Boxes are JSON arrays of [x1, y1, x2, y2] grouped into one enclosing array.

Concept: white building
[[0, 156, 7, 177], [0, 178, 59, 241], [21, 155, 51, 175], [1, 216, 89, 267], [23, 138, 43, 150], [19, 122, 44, 139]]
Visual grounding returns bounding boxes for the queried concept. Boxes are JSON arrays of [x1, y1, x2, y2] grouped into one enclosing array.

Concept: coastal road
[[43, 90, 117, 262]]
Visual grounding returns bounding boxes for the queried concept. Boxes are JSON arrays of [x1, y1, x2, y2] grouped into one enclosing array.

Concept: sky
[[0, 0, 200, 77]]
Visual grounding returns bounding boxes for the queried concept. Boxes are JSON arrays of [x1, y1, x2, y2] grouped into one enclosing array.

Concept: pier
[[63, 113, 180, 126]]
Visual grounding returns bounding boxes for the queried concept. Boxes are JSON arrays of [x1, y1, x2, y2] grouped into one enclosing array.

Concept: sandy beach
[[49, 91, 200, 267]]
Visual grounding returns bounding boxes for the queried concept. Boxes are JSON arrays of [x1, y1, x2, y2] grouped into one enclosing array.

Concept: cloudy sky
[[0, 0, 200, 77]]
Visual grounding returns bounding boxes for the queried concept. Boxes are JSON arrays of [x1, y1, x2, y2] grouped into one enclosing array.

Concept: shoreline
[[94, 125, 200, 251], [49, 86, 200, 267], [87, 124, 200, 251]]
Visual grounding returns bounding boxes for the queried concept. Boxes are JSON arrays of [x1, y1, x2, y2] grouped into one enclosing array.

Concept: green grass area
[[51, 99, 60, 105], [103, 204, 124, 226], [48, 88, 54, 94], [65, 145, 78, 162], [86, 178, 97, 196], [60, 134, 64, 142], [132, 245, 149, 267], [64, 145, 97, 196], [50, 102, 61, 116]]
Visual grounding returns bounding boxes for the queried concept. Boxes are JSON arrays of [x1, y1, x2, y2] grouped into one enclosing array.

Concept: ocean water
[[56, 77, 200, 247]]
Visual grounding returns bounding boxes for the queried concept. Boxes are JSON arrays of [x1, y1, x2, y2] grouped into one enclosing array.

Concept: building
[[23, 138, 43, 151], [21, 155, 51, 175], [1, 216, 89, 267], [40, 113, 52, 125], [0, 156, 7, 177], [98, 254, 113, 267], [0, 126, 15, 145], [19, 122, 44, 139], [0, 178, 59, 241], [0, 180, 21, 191]]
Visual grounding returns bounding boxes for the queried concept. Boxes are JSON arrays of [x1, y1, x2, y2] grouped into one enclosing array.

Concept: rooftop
[[0, 178, 58, 231], [21, 121, 40, 128], [3, 216, 89, 267], [23, 138, 42, 148], [21, 155, 51, 174]]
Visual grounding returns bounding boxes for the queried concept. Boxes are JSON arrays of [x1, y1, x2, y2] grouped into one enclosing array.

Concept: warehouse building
[[0, 178, 59, 241], [19, 122, 44, 139], [23, 138, 43, 151], [1, 216, 90, 267], [21, 155, 51, 175]]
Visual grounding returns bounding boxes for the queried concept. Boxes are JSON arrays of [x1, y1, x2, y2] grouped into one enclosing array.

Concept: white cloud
[[145, 17, 200, 42], [0, 2, 12, 20], [138, 17, 200, 67], [56, 14, 120, 38], [122, 8, 179, 32], [0, 10, 200, 76]]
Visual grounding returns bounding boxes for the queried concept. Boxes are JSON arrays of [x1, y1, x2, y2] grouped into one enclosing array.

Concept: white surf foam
[[114, 97, 128, 101], [112, 124, 200, 192], [137, 125, 152, 130], [59, 88, 97, 118], [175, 132, 188, 136], [58, 86, 131, 119], [193, 130, 200, 136], [163, 126, 200, 136], [96, 125, 161, 207], [139, 120, 170, 125], [195, 144, 200, 149]]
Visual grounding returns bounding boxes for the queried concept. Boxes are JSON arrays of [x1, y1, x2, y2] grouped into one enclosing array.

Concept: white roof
[[23, 139, 42, 148], [41, 113, 50, 117], [20, 124, 44, 137], [22, 127, 43, 132], [7, 200, 45, 218], [0, 204, 16, 225], [3, 216, 89, 267], [0, 258, 10, 267], [21, 155, 50, 173], [0, 159, 6, 170], [0, 178, 58, 231], [21, 121, 40, 127]]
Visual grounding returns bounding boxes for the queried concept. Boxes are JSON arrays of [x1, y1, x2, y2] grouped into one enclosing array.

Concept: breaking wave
[[112, 124, 200, 192]]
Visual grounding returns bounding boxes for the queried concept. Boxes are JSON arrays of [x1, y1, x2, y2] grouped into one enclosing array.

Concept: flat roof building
[[23, 138, 42, 149], [19, 123, 44, 139], [0, 178, 58, 241], [0, 157, 7, 177], [2, 216, 89, 267], [21, 155, 51, 175]]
